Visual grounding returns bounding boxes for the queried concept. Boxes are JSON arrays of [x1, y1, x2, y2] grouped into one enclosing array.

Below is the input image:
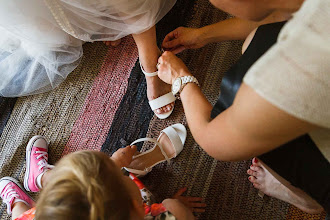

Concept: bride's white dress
[[0, 0, 176, 97]]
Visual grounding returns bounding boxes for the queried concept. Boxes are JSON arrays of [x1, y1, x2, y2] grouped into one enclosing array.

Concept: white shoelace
[[1, 185, 19, 213], [36, 150, 54, 171]]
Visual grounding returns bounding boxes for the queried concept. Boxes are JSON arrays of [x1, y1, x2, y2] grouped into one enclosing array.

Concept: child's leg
[[132, 27, 174, 115], [0, 177, 34, 218], [40, 169, 53, 188], [24, 135, 53, 192], [11, 202, 30, 220]]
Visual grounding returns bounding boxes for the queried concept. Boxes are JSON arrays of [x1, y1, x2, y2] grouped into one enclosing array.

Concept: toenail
[[248, 176, 251, 180], [167, 106, 171, 111]]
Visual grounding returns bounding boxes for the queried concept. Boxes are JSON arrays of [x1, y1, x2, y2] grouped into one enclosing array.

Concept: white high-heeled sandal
[[140, 62, 176, 119], [124, 123, 186, 177]]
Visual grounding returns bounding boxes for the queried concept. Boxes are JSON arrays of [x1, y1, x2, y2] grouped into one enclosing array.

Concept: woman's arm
[[158, 52, 317, 161], [162, 11, 291, 54]]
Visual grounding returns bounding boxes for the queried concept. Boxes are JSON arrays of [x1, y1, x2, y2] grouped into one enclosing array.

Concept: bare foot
[[103, 39, 122, 47], [247, 158, 324, 214], [139, 49, 174, 115]]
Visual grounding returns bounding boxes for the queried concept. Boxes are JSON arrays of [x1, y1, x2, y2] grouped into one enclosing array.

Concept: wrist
[[110, 157, 123, 168], [199, 26, 213, 45], [172, 70, 192, 84]]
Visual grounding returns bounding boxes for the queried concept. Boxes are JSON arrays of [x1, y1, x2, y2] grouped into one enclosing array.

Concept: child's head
[[35, 150, 144, 220]]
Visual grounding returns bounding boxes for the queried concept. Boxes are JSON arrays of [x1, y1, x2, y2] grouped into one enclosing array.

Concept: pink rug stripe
[[63, 36, 138, 155]]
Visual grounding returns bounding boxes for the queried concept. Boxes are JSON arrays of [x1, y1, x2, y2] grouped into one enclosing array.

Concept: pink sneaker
[[0, 177, 34, 215], [24, 135, 53, 192]]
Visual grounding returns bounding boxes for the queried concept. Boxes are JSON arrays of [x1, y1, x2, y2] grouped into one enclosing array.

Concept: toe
[[161, 106, 168, 113], [155, 107, 166, 114], [155, 108, 162, 114], [252, 157, 261, 166], [247, 169, 259, 178], [156, 104, 173, 115], [247, 169, 255, 176], [253, 183, 261, 189], [248, 176, 257, 183], [250, 164, 261, 172]]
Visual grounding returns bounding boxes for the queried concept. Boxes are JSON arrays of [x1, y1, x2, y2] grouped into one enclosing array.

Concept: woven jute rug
[[0, 0, 327, 219]]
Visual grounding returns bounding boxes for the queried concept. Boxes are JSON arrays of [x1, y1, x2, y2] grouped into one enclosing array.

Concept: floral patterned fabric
[[15, 207, 35, 220], [129, 173, 176, 220]]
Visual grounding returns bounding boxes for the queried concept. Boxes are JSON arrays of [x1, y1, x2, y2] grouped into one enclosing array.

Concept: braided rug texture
[[0, 42, 109, 219], [0, 0, 327, 219], [135, 1, 292, 219]]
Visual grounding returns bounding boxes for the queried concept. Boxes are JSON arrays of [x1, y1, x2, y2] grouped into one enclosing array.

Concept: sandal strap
[[130, 138, 171, 164], [123, 167, 150, 176], [149, 92, 176, 111], [140, 62, 158, 77], [159, 126, 183, 157]]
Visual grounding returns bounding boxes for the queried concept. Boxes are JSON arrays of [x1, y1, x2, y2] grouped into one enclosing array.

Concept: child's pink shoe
[[0, 177, 34, 215], [24, 135, 53, 192]]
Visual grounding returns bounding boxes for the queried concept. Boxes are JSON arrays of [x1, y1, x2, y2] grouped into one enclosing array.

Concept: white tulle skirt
[[0, 0, 176, 97]]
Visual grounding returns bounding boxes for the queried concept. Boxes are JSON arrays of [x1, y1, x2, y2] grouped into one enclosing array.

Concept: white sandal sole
[[124, 123, 186, 177]]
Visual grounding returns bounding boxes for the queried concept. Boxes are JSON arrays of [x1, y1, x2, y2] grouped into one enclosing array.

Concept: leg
[[40, 169, 53, 188], [24, 135, 54, 192], [247, 158, 324, 214], [0, 177, 34, 218], [132, 26, 174, 115], [11, 202, 30, 220]]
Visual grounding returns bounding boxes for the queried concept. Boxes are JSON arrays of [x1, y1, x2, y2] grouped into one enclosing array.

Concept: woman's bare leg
[[248, 158, 324, 214], [132, 26, 174, 115]]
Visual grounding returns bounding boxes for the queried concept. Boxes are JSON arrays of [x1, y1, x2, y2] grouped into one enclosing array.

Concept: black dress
[[211, 22, 330, 212]]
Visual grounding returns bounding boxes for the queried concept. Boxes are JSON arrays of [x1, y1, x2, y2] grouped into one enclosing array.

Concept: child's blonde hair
[[35, 150, 134, 220]]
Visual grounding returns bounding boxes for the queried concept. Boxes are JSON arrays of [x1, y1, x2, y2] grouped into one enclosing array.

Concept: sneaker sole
[[0, 177, 34, 202], [23, 135, 48, 192]]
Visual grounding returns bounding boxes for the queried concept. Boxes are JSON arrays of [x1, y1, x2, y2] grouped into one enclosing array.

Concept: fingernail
[[167, 106, 171, 111], [248, 176, 251, 180], [251, 164, 253, 167], [254, 158, 258, 163]]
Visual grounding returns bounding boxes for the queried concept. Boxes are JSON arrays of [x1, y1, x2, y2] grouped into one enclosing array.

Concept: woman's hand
[[157, 51, 192, 84], [111, 145, 137, 167], [172, 187, 206, 213], [162, 27, 208, 54]]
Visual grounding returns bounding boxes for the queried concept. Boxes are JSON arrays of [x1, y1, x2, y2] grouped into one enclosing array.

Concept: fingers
[[163, 30, 176, 45], [171, 46, 186, 54], [162, 28, 181, 47], [173, 187, 187, 198], [187, 197, 204, 202], [163, 28, 184, 50], [172, 187, 206, 213], [192, 208, 206, 213], [163, 38, 182, 50], [158, 51, 175, 64], [189, 202, 206, 208], [122, 145, 137, 154]]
